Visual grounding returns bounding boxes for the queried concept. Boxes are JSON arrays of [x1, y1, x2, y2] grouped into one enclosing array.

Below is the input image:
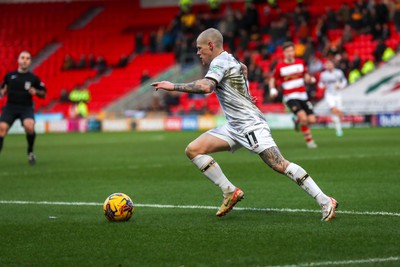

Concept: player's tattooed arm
[[259, 146, 289, 174], [174, 78, 216, 94]]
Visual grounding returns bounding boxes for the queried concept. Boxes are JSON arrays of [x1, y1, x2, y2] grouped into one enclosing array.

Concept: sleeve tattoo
[[174, 78, 216, 94], [259, 146, 287, 172]]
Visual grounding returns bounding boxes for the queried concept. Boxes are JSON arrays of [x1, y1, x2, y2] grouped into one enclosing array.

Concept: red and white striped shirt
[[273, 58, 308, 102]]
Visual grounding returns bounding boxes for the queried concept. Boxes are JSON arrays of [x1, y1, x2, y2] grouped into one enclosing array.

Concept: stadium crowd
[[57, 0, 400, 115], [137, 0, 400, 113]]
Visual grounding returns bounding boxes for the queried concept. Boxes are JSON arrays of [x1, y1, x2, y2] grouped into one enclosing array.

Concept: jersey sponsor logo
[[210, 65, 223, 72], [11, 75, 17, 79], [24, 81, 31, 90], [279, 63, 304, 76]]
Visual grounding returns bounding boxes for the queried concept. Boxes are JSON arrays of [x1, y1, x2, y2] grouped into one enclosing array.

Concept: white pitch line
[[267, 256, 400, 267], [1, 200, 400, 217]]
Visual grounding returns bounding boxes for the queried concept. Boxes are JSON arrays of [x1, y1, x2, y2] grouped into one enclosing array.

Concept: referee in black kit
[[0, 51, 46, 165]]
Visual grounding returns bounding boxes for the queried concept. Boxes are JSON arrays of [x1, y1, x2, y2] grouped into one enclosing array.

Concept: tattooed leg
[[259, 146, 289, 174], [260, 146, 331, 205]]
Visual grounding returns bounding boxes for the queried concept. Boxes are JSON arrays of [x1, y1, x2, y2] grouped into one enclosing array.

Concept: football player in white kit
[[151, 28, 338, 221], [318, 60, 347, 136]]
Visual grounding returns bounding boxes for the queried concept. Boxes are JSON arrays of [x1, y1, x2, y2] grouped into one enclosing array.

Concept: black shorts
[[0, 104, 35, 126], [286, 99, 314, 115]]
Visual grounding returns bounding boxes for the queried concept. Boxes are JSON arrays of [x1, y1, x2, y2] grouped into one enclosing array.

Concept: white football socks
[[284, 163, 330, 205], [332, 115, 343, 135], [192, 154, 236, 195]]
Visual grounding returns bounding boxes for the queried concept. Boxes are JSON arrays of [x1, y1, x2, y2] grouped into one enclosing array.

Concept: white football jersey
[[319, 68, 347, 96], [205, 51, 268, 134]]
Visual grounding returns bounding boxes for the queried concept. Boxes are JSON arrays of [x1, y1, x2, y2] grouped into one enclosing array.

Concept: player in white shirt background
[[151, 28, 338, 221], [318, 60, 347, 137]]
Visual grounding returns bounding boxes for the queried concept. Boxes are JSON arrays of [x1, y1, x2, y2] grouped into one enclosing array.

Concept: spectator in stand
[[249, 25, 261, 43], [135, 32, 144, 54], [95, 56, 107, 75], [238, 29, 250, 51], [294, 42, 306, 58], [374, 39, 387, 63], [337, 3, 351, 26], [62, 54, 76, 70], [374, 0, 389, 25], [181, 9, 196, 33], [88, 53, 96, 69], [350, 7, 364, 32], [293, 4, 310, 28], [156, 27, 165, 52], [208, 0, 221, 13], [297, 18, 310, 43], [115, 55, 128, 68], [364, 8, 377, 35], [179, 0, 192, 13], [308, 55, 323, 75], [233, 9, 244, 32], [76, 54, 86, 69], [243, 2, 259, 32], [341, 24, 353, 44], [326, 7, 338, 29], [315, 16, 328, 45], [140, 70, 151, 84], [382, 46, 396, 62], [348, 64, 362, 84], [293, 5, 305, 30], [394, 0, 400, 32], [69, 86, 90, 118], [372, 23, 384, 40], [381, 23, 391, 40], [242, 50, 252, 67], [218, 12, 236, 53], [247, 62, 263, 83], [337, 51, 351, 75], [270, 17, 289, 47], [260, 45, 270, 61], [324, 41, 342, 58], [147, 94, 165, 112], [361, 59, 375, 75], [302, 38, 316, 63], [59, 88, 69, 103], [162, 28, 175, 52], [149, 31, 157, 53], [352, 53, 362, 70], [164, 91, 181, 115]]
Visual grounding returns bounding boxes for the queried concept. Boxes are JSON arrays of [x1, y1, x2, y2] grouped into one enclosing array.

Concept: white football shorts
[[325, 93, 342, 109], [207, 124, 277, 154]]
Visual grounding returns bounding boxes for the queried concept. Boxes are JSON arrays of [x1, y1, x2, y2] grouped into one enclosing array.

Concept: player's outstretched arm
[[151, 78, 216, 94]]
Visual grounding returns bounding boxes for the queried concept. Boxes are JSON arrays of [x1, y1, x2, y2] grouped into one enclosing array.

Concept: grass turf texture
[[0, 128, 399, 267]]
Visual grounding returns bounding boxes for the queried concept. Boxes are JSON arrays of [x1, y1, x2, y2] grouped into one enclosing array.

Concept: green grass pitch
[[0, 128, 399, 266]]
